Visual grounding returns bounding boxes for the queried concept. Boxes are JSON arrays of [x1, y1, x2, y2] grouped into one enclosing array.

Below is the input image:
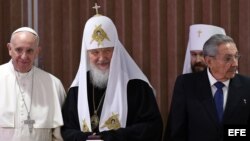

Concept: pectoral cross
[[24, 115, 35, 134]]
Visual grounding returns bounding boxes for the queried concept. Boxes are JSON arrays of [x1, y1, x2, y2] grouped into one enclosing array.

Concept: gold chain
[[92, 85, 106, 114]]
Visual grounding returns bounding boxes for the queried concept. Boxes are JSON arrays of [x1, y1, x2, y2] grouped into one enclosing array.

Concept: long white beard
[[89, 63, 109, 88]]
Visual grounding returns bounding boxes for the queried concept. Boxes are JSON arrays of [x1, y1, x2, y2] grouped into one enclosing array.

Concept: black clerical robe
[[61, 78, 163, 141]]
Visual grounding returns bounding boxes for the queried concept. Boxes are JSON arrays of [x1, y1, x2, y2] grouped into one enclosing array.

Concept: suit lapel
[[197, 71, 219, 126], [223, 75, 242, 121]]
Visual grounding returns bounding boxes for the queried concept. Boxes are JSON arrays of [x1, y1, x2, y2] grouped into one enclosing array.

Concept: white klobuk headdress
[[70, 14, 152, 132], [182, 24, 226, 74]]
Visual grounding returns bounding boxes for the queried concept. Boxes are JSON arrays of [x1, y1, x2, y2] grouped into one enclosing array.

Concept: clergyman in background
[[182, 24, 226, 74]]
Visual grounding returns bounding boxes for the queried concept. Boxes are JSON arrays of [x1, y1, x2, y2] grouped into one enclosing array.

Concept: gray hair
[[203, 34, 235, 57]]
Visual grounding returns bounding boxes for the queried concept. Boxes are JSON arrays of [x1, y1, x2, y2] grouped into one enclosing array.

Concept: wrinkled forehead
[[88, 46, 114, 51], [10, 27, 39, 46], [10, 32, 39, 47], [84, 15, 117, 50]]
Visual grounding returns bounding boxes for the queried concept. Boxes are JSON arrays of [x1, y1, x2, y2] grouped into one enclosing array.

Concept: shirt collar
[[206, 68, 230, 87]]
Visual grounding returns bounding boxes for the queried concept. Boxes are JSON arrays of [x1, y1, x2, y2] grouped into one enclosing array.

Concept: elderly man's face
[[190, 50, 207, 73], [88, 47, 114, 71], [205, 43, 239, 81], [7, 32, 40, 73]]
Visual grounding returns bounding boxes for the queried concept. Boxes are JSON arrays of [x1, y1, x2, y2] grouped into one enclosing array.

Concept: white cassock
[[0, 61, 65, 141]]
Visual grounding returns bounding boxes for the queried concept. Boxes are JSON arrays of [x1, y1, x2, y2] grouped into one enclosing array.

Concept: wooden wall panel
[[149, 0, 162, 115], [239, 0, 250, 74], [0, 0, 25, 64], [1, 0, 250, 127], [166, 0, 179, 117]]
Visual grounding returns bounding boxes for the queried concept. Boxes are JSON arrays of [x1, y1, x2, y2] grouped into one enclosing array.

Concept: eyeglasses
[[223, 54, 241, 63], [211, 54, 241, 63]]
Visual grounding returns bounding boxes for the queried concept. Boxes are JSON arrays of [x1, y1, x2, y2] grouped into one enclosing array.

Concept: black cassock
[[61, 74, 163, 141]]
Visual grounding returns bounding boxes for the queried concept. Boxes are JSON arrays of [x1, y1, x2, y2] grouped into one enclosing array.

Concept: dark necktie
[[214, 81, 224, 123]]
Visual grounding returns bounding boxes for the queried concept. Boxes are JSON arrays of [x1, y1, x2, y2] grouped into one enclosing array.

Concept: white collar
[[207, 68, 230, 87]]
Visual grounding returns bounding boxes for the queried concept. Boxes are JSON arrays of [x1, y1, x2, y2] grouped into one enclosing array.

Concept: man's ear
[[7, 43, 11, 50], [204, 56, 212, 67], [7, 43, 12, 56]]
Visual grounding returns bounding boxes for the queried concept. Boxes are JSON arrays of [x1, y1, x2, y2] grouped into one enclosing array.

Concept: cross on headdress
[[92, 3, 101, 15]]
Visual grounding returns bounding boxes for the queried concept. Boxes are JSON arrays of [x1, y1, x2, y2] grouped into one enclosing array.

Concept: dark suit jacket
[[164, 70, 250, 141]]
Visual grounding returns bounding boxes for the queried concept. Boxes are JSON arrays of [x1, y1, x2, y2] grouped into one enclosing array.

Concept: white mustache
[[97, 61, 109, 64]]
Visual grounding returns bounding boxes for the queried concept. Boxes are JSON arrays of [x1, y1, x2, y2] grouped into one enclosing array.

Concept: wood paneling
[[1, 0, 250, 126], [0, 0, 26, 63]]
